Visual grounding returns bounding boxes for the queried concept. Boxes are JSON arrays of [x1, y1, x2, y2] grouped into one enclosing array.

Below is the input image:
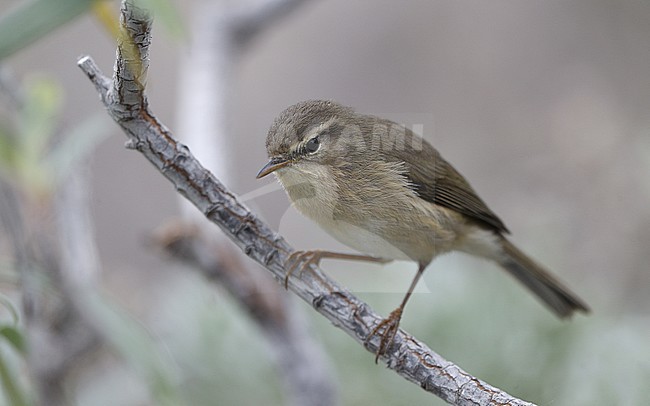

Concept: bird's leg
[[283, 250, 391, 289], [366, 263, 426, 363]]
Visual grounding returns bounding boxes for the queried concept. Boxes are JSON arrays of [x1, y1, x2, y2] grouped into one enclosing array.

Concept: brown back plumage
[[359, 114, 509, 233]]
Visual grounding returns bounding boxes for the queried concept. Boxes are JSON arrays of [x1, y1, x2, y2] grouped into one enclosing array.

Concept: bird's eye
[[305, 136, 320, 153]]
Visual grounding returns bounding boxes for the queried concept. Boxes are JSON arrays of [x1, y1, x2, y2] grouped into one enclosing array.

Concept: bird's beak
[[256, 156, 290, 179]]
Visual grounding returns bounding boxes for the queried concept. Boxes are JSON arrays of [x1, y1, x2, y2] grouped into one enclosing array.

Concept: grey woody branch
[[77, 1, 534, 405]]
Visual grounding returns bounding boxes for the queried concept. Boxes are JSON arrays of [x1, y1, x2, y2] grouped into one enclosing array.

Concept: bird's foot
[[365, 307, 403, 363], [284, 250, 324, 289]]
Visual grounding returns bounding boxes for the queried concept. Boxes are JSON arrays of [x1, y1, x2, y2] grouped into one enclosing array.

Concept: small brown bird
[[257, 100, 589, 360]]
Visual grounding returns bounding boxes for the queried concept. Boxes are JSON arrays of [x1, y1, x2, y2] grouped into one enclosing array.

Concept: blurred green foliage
[[0, 0, 185, 403], [75, 292, 182, 406], [0, 0, 95, 60], [0, 0, 184, 61], [0, 75, 111, 197], [0, 76, 63, 195], [0, 72, 173, 405], [0, 295, 28, 406]]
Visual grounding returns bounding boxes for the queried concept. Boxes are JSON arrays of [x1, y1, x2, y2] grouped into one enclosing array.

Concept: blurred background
[[1, 0, 649, 405]]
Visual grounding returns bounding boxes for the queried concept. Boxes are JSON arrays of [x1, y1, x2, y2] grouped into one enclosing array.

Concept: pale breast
[[274, 162, 463, 264], [275, 163, 340, 226]]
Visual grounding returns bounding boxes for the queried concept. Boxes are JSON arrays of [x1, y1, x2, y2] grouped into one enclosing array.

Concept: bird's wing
[[371, 118, 509, 233]]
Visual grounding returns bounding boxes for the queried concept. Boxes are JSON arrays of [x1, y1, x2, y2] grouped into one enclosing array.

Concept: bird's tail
[[498, 237, 589, 318]]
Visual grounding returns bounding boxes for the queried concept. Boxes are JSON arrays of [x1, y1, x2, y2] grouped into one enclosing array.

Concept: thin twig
[[77, 1, 535, 405]]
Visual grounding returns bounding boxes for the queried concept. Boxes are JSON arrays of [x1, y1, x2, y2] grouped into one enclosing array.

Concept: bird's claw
[[283, 250, 324, 289], [365, 307, 403, 363]]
